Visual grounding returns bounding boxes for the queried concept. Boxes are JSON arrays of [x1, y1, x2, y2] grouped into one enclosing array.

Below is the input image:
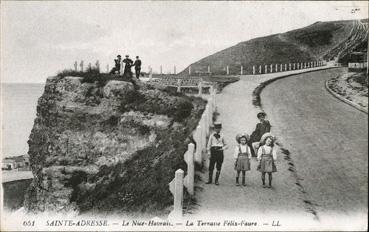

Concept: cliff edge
[[24, 75, 205, 215]]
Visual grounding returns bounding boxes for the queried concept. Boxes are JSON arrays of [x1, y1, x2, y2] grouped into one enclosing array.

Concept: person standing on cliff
[[110, 55, 122, 74], [206, 122, 228, 185], [133, 56, 142, 79], [123, 55, 133, 78], [249, 112, 272, 157]]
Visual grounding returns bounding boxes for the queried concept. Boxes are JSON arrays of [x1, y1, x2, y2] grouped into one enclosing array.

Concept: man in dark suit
[[133, 56, 142, 79]]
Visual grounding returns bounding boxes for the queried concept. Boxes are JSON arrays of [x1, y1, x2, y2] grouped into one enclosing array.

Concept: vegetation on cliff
[[24, 73, 206, 215]]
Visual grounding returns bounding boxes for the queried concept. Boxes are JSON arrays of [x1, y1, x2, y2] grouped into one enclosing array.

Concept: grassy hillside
[[181, 19, 368, 75]]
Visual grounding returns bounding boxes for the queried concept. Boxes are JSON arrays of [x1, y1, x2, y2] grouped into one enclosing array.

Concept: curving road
[[190, 67, 367, 229], [262, 68, 368, 215]]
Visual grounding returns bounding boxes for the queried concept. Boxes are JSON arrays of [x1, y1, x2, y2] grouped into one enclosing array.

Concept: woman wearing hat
[[257, 135, 277, 188], [233, 134, 252, 186]]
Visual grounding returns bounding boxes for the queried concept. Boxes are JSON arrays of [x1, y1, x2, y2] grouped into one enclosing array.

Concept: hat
[[257, 112, 267, 119], [213, 122, 222, 129], [117, 55, 121, 57], [259, 132, 275, 144], [236, 133, 250, 144], [136, 56, 139, 58]]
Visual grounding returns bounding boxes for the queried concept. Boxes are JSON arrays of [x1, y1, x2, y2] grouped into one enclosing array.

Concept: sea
[[1, 83, 45, 158]]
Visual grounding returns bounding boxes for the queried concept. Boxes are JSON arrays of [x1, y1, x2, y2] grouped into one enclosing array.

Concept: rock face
[[24, 75, 205, 214]]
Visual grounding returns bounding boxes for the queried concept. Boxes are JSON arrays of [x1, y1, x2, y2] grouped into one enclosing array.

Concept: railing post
[[195, 125, 202, 164], [285, 64, 287, 71], [198, 81, 203, 96], [168, 169, 184, 220], [252, 65, 255, 75], [264, 65, 268, 74], [183, 144, 195, 195], [259, 65, 262, 74], [226, 65, 229, 75], [279, 64, 282, 72], [293, 63, 296, 70], [289, 63, 291, 71], [270, 64, 273, 73], [240, 65, 243, 75], [208, 65, 210, 73], [177, 79, 181, 93], [275, 64, 278, 72]]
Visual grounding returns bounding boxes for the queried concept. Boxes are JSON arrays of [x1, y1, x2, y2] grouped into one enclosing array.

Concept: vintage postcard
[[1, 1, 368, 231]]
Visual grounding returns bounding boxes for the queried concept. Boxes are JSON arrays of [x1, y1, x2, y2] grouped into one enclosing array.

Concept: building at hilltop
[[1, 154, 30, 171]]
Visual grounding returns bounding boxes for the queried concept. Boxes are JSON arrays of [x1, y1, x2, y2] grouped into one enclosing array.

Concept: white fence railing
[[184, 60, 326, 75], [168, 87, 216, 221]]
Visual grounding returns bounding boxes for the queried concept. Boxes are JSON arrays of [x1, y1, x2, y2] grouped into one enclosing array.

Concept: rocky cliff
[[24, 75, 205, 214]]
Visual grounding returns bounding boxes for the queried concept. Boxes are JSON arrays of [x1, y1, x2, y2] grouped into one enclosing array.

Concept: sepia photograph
[[1, 0, 368, 231]]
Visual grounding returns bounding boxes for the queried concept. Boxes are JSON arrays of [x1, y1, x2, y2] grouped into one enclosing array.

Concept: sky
[[1, 1, 368, 83]]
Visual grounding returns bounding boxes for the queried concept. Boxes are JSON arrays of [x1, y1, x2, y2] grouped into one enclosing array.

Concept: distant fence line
[[185, 60, 326, 76], [168, 86, 216, 221]]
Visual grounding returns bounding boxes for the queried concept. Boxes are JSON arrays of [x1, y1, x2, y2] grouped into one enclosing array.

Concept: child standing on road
[[234, 134, 252, 186], [257, 135, 277, 188], [206, 122, 228, 185]]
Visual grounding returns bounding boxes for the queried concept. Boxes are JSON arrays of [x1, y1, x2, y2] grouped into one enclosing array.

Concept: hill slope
[[182, 19, 368, 75]]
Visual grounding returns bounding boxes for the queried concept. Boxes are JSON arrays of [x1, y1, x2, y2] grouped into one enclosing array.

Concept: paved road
[[189, 67, 367, 229], [262, 68, 368, 215]]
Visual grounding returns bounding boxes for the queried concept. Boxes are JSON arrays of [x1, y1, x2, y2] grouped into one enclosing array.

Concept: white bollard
[[240, 66, 243, 75], [280, 64, 283, 72], [183, 143, 195, 195], [289, 63, 291, 71], [208, 65, 210, 73], [270, 64, 273, 73], [285, 64, 287, 71], [188, 66, 191, 75], [259, 65, 262, 74], [253, 66, 255, 75], [198, 81, 203, 96], [293, 63, 296, 70], [275, 64, 278, 72], [177, 79, 181, 93], [264, 65, 268, 74], [168, 169, 184, 220], [226, 66, 229, 75], [194, 127, 202, 164]]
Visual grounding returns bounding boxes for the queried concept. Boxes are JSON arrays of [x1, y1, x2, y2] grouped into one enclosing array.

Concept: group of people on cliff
[[206, 112, 276, 188], [110, 54, 142, 79]]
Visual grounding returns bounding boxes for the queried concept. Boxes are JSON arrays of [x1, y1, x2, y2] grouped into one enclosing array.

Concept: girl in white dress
[[257, 135, 277, 188], [234, 134, 252, 186]]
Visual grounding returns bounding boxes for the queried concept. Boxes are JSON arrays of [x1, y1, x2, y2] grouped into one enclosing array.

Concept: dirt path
[[185, 67, 367, 230]]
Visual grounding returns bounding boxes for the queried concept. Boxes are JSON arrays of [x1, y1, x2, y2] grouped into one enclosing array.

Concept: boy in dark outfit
[[249, 112, 271, 157], [133, 56, 142, 79], [206, 122, 228, 185]]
